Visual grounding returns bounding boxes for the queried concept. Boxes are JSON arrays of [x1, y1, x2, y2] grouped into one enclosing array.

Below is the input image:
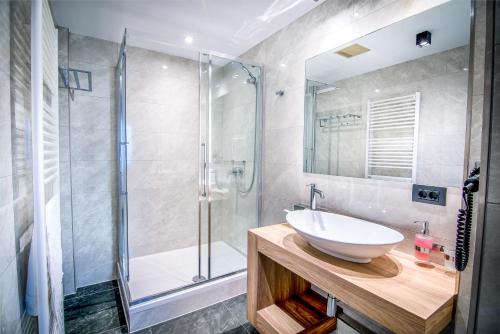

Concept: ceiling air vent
[[335, 43, 370, 58]]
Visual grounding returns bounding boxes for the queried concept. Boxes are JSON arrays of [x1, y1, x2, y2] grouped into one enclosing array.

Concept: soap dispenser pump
[[414, 220, 433, 262]]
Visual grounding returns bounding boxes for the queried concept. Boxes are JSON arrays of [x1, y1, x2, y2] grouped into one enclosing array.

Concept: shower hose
[[238, 65, 258, 196]]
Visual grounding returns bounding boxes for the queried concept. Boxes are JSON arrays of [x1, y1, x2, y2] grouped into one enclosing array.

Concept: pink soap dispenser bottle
[[414, 220, 433, 262]]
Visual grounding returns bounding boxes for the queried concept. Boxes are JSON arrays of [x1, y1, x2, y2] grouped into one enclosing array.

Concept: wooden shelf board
[[257, 304, 305, 334]]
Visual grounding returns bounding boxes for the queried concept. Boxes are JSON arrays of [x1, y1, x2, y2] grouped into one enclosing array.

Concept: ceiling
[[306, 0, 470, 84], [51, 0, 325, 57]]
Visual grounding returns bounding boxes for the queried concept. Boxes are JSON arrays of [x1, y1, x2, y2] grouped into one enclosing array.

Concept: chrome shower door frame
[[116, 31, 130, 295], [199, 52, 264, 283]]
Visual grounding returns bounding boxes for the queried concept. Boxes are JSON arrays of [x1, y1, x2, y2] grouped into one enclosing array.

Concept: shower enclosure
[[115, 30, 262, 330]]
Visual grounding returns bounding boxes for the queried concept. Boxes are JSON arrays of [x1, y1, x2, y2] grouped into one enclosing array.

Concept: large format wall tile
[[70, 95, 113, 131], [69, 34, 119, 67], [0, 121, 12, 178], [71, 127, 115, 161], [74, 217, 117, 287], [0, 71, 10, 124], [71, 161, 117, 194], [0, 200, 16, 277], [0, 260, 22, 334], [0, 1, 9, 75]]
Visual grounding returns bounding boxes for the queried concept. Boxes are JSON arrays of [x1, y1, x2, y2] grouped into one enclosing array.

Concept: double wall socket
[[412, 184, 447, 206]]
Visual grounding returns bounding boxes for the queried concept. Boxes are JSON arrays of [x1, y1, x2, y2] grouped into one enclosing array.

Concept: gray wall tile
[[0, 260, 22, 334], [0, 202, 16, 277], [71, 161, 117, 194], [69, 34, 119, 67], [475, 203, 500, 332], [74, 217, 117, 287], [486, 45, 500, 204]]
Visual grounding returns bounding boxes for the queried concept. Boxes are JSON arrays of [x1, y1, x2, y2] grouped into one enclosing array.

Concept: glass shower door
[[116, 39, 129, 281], [201, 54, 261, 280]]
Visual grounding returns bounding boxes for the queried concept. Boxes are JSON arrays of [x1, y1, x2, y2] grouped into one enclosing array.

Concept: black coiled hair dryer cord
[[455, 166, 480, 271]]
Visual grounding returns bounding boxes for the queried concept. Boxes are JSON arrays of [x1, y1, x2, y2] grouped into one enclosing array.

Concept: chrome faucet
[[307, 183, 325, 210]]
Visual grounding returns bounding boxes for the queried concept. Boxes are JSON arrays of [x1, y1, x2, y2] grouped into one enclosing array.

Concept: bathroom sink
[[286, 210, 404, 263]]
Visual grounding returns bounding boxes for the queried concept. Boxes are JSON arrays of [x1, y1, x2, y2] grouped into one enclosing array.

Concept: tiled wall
[[243, 0, 463, 251], [125, 46, 200, 258], [59, 32, 120, 292], [313, 46, 469, 187], [0, 2, 37, 332]]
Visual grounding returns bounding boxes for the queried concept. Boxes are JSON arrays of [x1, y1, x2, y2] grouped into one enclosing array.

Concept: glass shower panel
[[207, 55, 261, 280], [116, 41, 129, 282], [123, 30, 204, 301]]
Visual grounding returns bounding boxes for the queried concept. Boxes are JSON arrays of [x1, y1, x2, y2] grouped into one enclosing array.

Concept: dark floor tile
[[220, 325, 247, 334], [150, 302, 240, 334], [99, 325, 130, 334], [64, 306, 126, 334], [66, 281, 119, 301], [222, 294, 247, 326], [241, 323, 259, 334], [64, 288, 122, 321]]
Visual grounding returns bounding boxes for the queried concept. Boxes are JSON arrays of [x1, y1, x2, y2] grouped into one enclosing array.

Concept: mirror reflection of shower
[[233, 63, 258, 196]]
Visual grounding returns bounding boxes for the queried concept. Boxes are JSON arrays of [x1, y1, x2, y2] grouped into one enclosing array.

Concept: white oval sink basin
[[286, 210, 404, 263]]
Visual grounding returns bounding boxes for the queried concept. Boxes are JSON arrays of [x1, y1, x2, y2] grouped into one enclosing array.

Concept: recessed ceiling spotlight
[[162, 65, 168, 70], [280, 63, 287, 68], [374, 89, 380, 93], [416, 31, 431, 48], [184, 35, 193, 44], [463, 67, 469, 71], [233, 74, 239, 78], [354, 12, 359, 17]]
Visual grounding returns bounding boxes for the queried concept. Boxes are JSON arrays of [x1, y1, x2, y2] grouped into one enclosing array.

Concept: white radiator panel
[[39, 0, 64, 332], [365, 93, 420, 182]]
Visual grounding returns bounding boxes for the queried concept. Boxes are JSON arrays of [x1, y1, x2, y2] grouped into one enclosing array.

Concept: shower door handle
[[201, 143, 207, 197]]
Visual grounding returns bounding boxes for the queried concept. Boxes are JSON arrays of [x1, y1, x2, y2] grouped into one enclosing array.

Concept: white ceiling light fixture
[[162, 65, 168, 70], [184, 35, 193, 44]]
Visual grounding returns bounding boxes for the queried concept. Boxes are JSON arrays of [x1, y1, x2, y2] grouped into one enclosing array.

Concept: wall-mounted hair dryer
[[455, 166, 480, 271]]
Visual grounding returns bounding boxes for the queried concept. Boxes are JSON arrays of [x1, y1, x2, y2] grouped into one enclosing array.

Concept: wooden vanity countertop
[[248, 223, 459, 334]]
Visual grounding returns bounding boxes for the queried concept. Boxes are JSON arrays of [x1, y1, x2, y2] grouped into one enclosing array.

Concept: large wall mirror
[[303, 0, 470, 188]]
